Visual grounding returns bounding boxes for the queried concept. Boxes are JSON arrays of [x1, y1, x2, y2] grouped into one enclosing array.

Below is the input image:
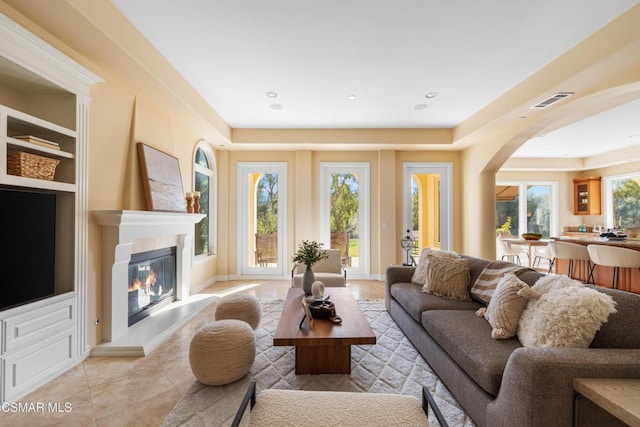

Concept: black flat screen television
[[0, 188, 56, 310]]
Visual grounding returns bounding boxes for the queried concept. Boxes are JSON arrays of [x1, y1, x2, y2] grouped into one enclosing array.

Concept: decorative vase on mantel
[[302, 266, 315, 295]]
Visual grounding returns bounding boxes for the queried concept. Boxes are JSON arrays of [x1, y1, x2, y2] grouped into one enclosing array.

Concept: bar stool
[[547, 241, 593, 283], [532, 245, 553, 270], [586, 245, 640, 290]]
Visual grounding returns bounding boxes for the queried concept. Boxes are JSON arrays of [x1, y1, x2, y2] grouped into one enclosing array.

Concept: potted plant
[[292, 240, 329, 294]]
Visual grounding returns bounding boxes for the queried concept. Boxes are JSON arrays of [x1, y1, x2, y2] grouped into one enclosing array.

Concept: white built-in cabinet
[[0, 13, 101, 402]]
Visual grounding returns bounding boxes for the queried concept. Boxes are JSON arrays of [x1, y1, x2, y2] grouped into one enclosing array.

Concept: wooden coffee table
[[273, 287, 376, 374]]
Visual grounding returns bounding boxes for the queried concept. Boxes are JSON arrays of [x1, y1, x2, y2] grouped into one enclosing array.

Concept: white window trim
[[496, 181, 559, 237], [193, 140, 217, 259]]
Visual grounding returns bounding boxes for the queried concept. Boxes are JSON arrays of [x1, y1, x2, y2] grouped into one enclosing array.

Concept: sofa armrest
[[384, 265, 416, 310], [487, 347, 640, 427]]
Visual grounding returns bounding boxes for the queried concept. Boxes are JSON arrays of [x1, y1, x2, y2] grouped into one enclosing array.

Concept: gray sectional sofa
[[385, 254, 640, 427]]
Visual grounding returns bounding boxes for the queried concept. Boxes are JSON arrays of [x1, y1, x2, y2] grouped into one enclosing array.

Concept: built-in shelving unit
[[0, 12, 101, 402], [2, 106, 77, 191], [573, 177, 601, 215]]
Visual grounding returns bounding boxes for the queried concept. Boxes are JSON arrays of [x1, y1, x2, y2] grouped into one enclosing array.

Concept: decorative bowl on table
[[521, 233, 542, 241], [309, 300, 335, 319]]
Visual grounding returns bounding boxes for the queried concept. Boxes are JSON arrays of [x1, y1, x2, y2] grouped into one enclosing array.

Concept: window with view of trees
[[193, 143, 215, 256], [329, 173, 359, 268], [320, 162, 370, 275], [238, 162, 287, 275], [257, 173, 278, 234], [605, 173, 640, 228], [252, 172, 279, 268], [496, 182, 557, 238]]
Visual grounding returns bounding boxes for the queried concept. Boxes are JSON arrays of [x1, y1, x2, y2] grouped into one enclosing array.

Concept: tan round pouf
[[189, 320, 255, 386], [215, 293, 262, 330]]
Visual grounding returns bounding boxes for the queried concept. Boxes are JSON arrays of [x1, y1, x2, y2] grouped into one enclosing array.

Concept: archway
[[462, 82, 640, 259]]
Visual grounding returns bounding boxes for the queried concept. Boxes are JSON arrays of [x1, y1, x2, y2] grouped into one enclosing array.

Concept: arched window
[[193, 141, 216, 256]]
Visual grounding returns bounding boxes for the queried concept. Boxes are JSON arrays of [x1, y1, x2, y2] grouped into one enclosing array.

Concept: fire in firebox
[[127, 247, 177, 326]]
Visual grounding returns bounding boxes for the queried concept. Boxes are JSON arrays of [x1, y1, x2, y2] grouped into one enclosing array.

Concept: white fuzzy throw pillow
[[411, 248, 460, 285], [517, 275, 617, 348]]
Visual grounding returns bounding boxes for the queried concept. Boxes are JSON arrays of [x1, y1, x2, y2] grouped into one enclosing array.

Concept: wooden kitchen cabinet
[[574, 177, 601, 215]]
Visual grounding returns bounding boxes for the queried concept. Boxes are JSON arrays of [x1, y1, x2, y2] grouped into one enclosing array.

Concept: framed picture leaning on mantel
[[137, 142, 188, 212]]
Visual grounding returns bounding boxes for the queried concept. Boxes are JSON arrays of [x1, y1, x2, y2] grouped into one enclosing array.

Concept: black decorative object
[[309, 300, 342, 324], [401, 229, 416, 266]]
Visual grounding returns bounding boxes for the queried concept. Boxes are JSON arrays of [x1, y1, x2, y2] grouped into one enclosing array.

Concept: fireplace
[[93, 210, 206, 350], [128, 247, 177, 326]]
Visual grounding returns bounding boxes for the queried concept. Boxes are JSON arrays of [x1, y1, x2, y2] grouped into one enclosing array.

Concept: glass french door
[[238, 163, 287, 276], [403, 163, 452, 255], [320, 163, 370, 278]]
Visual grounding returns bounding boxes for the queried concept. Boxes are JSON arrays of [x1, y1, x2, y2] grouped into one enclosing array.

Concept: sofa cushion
[[390, 282, 482, 323], [518, 275, 617, 348], [422, 310, 522, 396], [422, 255, 471, 301]]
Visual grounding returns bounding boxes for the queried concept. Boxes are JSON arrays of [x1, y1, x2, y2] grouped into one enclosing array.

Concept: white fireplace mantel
[[93, 209, 206, 236], [92, 210, 211, 356]]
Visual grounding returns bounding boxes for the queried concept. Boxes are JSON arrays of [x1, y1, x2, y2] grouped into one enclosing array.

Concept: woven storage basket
[[7, 152, 60, 181]]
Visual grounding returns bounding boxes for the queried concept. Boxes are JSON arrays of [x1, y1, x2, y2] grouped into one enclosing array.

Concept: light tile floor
[[0, 280, 385, 426]]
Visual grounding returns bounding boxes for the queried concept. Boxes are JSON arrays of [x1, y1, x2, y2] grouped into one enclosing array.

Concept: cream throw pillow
[[476, 273, 533, 339], [411, 248, 460, 285], [422, 254, 470, 301], [470, 261, 530, 304], [517, 275, 617, 348]]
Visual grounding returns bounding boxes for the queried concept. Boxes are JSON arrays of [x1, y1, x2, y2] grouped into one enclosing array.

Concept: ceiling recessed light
[[266, 91, 278, 98], [414, 104, 428, 110], [629, 134, 640, 139], [270, 103, 283, 110], [425, 92, 438, 99], [348, 94, 356, 100]]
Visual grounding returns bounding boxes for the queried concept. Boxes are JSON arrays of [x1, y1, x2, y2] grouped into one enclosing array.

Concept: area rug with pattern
[[162, 299, 474, 427]]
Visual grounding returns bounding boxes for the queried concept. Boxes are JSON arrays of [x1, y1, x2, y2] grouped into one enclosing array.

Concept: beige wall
[[216, 149, 462, 279]]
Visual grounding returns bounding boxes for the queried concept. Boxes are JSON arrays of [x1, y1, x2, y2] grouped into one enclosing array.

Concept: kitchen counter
[[551, 236, 640, 294], [554, 236, 640, 250]]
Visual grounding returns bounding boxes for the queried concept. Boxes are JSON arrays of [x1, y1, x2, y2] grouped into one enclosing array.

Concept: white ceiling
[[110, 0, 640, 157], [512, 97, 640, 158]]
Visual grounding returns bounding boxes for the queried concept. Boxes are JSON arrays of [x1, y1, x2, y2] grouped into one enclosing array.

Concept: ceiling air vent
[[531, 92, 574, 109]]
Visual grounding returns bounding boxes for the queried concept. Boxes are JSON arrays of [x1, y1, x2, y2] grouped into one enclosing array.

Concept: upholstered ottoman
[[189, 320, 255, 386], [215, 293, 262, 330], [245, 389, 430, 426]]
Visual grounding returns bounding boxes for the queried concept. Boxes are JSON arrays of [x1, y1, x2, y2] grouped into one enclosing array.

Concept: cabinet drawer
[[3, 296, 75, 353], [2, 329, 76, 402]]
